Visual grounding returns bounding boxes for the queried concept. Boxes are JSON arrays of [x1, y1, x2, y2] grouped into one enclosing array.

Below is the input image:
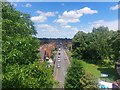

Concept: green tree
[[2, 2, 55, 88], [2, 2, 39, 65], [3, 62, 54, 88], [72, 26, 117, 64], [64, 59, 84, 89], [64, 59, 98, 89], [110, 30, 120, 61], [79, 72, 98, 89]]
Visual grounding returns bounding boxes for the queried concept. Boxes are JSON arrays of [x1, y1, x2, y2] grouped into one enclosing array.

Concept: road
[[54, 45, 70, 87]]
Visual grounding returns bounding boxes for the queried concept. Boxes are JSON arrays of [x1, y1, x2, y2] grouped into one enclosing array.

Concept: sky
[[11, 2, 119, 38]]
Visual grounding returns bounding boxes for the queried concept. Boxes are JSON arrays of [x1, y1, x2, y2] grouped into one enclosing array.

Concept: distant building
[[39, 43, 56, 62]]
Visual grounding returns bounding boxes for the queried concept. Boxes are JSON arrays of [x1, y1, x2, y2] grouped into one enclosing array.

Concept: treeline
[[72, 26, 120, 64], [2, 2, 55, 88]]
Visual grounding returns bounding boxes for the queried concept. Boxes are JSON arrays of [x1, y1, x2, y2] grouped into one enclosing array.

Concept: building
[[39, 43, 56, 62]]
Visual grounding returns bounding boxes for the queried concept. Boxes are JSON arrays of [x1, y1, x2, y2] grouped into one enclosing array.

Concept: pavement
[[54, 45, 70, 88]]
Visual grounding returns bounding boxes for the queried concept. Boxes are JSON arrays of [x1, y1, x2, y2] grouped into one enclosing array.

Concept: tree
[[2, 2, 39, 65], [3, 62, 54, 88], [64, 59, 98, 89], [64, 59, 84, 89], [79, 72, 98, 89], [110, 30, 120, 61], [2, 2, 55, 88], [72, 26, 117, 64]]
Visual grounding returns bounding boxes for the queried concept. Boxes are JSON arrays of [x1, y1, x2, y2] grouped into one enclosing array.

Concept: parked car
[[58, 48, 61, 51], [58, 57, 60, 60], [58, 57, 61, 61], [58, 52, 60, 55], [57, 64, 60, 68]]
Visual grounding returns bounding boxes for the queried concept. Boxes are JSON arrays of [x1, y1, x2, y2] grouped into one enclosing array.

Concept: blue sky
[[11, 2, 119, 38]]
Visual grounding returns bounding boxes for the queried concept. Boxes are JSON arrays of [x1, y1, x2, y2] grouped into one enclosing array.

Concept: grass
[[80, 60, 100, 79], [65, 50, 72, 62], [79, 60, 119, 82], [65, 50, 119, 82]]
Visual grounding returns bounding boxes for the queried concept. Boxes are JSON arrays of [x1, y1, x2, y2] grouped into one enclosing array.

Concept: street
[[54, 45, 70, 87]]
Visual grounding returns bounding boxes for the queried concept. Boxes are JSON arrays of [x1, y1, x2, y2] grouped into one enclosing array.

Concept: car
[[58, 59, 61, 62], [58, 57, 61, 61], [58, 48, 61, 51], [58, 52, 60, 55], [57, 64, 60, 68], [58, 57, 60, 60]]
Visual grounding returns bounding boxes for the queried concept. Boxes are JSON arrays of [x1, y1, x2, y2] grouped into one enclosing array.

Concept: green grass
[[65, 50, 72, 62], [80, 60, 100, 79], [79, 60, 119, 82]]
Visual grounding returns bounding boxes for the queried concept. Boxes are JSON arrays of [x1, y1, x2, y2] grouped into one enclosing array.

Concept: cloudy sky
[[11, 2, 119, 38]]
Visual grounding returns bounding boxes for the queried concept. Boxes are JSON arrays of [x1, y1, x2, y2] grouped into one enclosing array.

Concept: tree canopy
[[72, 26, 119, 64], [2, 2, 55, 88]]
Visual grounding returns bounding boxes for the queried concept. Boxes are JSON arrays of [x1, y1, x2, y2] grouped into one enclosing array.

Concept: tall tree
[[64, 59, 84, 89], [72, 26, 117, 63], [2, 2, 55, 88]]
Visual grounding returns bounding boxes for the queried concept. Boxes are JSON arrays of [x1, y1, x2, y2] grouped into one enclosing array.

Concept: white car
[[58, 48, 61, 51], [58, 57, 61, 61], [57, 64, 60, 68]]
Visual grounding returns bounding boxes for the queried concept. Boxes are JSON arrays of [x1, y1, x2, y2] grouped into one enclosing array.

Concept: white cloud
[[37, 24, 59, 32], [36, 10, 55, 17], [31, 16, 47, 22], [92, 20, 118, 30], [25, 3, 32, 7], [110, 4, 120, 10], [62, 25, 72, 28], [82, 19, 118, 32], [77, 7, 98, 14], [71, 27, 79, 32], [31, 11, 56, 23], [55, 7, 97, 25], [35, 24, 79, 38]]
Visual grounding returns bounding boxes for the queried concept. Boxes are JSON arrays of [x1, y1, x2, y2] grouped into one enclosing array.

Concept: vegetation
[[72, 26, 119, 64], [64, 59, 84, 89], [65, 26, 119, 88], [64, 59, 98, 89], [2, 2, 55, 88]]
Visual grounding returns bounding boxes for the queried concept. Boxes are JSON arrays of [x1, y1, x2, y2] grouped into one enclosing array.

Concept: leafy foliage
[[79, 72, 98, 89], [2, 2, 39, 65], [72, 26, 118, 64], [3, 62, 54, 88], [2, 2, 55, 88], [64, 59, 84, 89], [64, 59, 98, 89]]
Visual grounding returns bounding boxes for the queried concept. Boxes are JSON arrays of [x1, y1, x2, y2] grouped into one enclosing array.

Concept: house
[[39, 43, 56, 62]]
